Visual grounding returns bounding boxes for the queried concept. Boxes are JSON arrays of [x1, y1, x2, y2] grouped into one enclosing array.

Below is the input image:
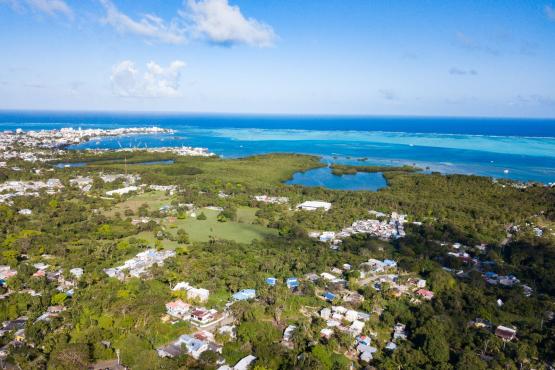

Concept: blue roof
[[178, 335, 205, 352], [286, 278, 299, 288], [265, 277, 277, 286], [383, 259, 397, 266], [323, 292, 336, 300], [233, 289, 256, 301]]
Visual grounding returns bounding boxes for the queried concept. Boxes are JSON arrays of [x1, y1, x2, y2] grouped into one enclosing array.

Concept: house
[[157, 343, 183, 358], [175, 335, 208, 359], [191, 308, 214, 324], [297, 201, 332, 212], [233, 355, 256, 370], [286, 278, 299, 289], [105, 186, 139, 196], [320, 272, 337, 281], [187, 287, 210, 302], [383, 259, 397, 268], [283, 325, 297, 342], [350, 320, 365, 335], [320, 328, 334, 339], [165, 299, 190, 318], [265, 277, 277, 286], [47, 306, 65, 314], [232, 289, 256, 301], [495, 326, 517, 341], [385, 342, 397, 351], [319, 232, 336, 242], [70, 268, 84, 279], [357, 335, 371, 346], [323, 292, 336, 302], [320, 308, 331, 320], [18, 208, 32, 215], [415, 289, 434, 300], [218, 325, 236, 340], [356, 343, 377, 363], [343, 291, 364, 304], [393, 323, 407, 341], [360, 259, 386, 274]]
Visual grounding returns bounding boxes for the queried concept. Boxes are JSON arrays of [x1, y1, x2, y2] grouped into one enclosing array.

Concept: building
[[187, 287, 210, 302], [233, 355, 256, 370], [265, 277, 277, 286], [495, 326, 517, 341], [415, 289, 434, 300], [283, 325, 297, 342], [105, 186, 139, 196], [165, 299, 191, 318], [297, 201, 332, 212], [175, 335, 208, 359], [191, 308, 214, 324], [286, 277, 299, 289], [232, 289, 256, 301]]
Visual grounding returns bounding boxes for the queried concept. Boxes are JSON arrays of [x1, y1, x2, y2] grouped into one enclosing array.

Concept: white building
[[105, 186, 138, 196], [297, 201, 332, 212]]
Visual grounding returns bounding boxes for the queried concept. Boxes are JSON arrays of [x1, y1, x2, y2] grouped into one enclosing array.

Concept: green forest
[[0, 152, 554, 369]]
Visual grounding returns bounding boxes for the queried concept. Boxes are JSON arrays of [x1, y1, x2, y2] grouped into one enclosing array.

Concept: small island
[[330, 164, 421, 176]]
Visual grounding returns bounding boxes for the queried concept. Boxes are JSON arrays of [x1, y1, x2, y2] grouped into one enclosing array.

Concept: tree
[[48, 343, 90, 370], [176, 229, 189, 244], [197, 212, 207, 220]]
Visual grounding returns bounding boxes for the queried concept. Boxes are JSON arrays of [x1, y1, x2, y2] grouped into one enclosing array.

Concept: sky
[[0, 0, 555, 117]]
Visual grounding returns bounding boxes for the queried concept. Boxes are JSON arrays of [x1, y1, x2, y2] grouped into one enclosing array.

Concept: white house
[[234, 355, 256, 370], [165, 299, 191, 318], [297, 201, 332, 212], [105, 186, 138, 196], [187, 287, 210, 302]]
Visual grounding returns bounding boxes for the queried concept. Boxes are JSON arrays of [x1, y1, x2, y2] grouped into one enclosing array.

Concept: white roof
[[234, 355, 256, 370]]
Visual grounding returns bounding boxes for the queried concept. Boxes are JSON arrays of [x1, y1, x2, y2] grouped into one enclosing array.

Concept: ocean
[[0, 111, 554, 184]]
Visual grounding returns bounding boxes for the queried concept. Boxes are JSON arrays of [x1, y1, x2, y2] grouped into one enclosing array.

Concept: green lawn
[[105, 191, 175, 217], [164, 208, 277, 244]]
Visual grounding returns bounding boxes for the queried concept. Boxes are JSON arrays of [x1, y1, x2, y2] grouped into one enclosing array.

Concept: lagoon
[[286, 167, 387, 191]]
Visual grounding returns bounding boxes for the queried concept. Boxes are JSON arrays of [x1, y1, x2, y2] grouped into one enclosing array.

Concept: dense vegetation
[[0, 152, 554, 369], [330, 164, 420, 176]]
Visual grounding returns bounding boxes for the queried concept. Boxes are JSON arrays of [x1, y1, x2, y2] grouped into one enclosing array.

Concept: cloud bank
[[1, 0, 73, 19], [111, 60, 186, 98], [183, 0, 276, 47], [99, 0, 185, 44], [99, 0, 276, 47]]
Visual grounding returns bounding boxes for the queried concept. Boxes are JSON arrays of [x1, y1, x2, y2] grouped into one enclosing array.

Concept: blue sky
[[0, 0, 554, 117]]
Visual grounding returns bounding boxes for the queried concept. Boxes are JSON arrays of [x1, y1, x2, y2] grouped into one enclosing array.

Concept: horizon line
[[0, 108, 555, 121]]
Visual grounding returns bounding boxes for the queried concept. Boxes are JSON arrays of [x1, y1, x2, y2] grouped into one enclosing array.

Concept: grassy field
[[126, 206, 277, 247], [164, 208, 277, 244], [105, 191, 175, 217]]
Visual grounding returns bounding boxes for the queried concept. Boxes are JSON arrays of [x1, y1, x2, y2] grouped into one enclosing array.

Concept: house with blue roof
[[232, 289, 256, 301], [265, 277, 277, 286], [383, 259, 397, 268], [286, 278, 299, 289], [323, 292, 336, 302]]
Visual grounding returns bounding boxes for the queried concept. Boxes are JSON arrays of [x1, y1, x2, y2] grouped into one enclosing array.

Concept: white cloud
[[111, 60, 186, 98], [546, 5, 555, 21], [99, 0, 186, 44], [1, 0, 73, 19], [181, 0, 276, 47]]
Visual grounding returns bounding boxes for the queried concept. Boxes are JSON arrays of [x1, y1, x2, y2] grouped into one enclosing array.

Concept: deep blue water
[[1, 111, 554, 184]]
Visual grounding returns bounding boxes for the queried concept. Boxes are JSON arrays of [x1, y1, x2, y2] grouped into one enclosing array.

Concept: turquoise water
[[1, 111, 554, 184], [286, 167, 388, 191]]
